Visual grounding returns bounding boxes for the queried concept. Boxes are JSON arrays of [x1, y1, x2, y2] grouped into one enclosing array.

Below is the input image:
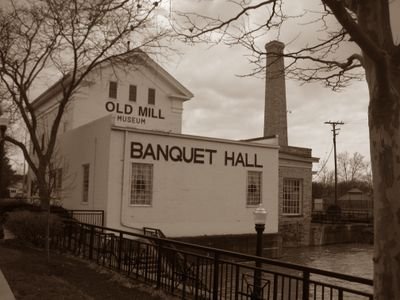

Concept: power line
[[324, 121, 344, 206], [313, 144, 334, 179]]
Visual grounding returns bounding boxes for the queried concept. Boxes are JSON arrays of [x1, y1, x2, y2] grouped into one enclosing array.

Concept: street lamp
[[0, 114, 8, 199], [253, 204, 267, 300]]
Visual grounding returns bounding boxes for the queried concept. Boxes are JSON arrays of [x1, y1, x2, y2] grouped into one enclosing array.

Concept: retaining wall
[[310, 223, 373, 246]]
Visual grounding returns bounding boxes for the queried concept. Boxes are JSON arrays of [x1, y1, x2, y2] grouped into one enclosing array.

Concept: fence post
[[81, 226, 87, 257], [118, 232, 123, 272], [338, 289, 344, 300], [273, 274, 278, 300], [302, 270, 310, 300], [212, 252, 220, 300], [89, 226, 94, 260], [67, 223, 72, 251], [156, 240, 163, 288]]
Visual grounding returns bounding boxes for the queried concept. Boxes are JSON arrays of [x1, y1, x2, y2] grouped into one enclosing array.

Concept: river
[[280, 243, 373, 279]]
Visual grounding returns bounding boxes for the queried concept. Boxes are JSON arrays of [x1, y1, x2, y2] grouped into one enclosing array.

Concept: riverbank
[[0, 239, 175, 300]]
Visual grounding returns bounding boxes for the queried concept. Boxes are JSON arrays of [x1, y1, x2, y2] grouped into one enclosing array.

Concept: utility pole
[[324, 121, 344, 206]]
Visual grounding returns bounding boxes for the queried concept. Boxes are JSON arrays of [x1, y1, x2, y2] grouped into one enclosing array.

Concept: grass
[[0, 239, 176, 300]]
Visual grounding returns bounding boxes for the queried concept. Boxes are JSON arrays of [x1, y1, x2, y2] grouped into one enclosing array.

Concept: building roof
[[31, 49, 194, 110], [338, 188, 371, 201], [347, 188, 363, 194], [242, 136, 319, 163]]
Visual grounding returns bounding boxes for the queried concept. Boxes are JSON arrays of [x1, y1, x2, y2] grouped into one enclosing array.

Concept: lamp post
[[0, 113, 8, 199], [253, 205, 267, 300]]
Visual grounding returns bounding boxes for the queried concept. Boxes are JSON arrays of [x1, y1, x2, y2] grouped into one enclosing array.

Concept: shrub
[[326, 204, 342, 222], [6, 210, 64, 247], [0, 198, 33, 214], [326, 204, 342, 215]]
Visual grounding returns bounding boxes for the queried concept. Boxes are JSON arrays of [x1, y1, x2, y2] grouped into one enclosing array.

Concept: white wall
[[71, 63, 187, 133], [107, 128, 279, 237], [58, 116, 112, 212]]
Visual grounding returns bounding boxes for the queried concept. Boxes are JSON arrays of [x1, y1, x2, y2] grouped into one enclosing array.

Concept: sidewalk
[[0, 268, 15, 300], [0, 228, 15, 300]]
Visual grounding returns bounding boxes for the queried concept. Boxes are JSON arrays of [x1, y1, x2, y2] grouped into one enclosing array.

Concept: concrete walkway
[[0, 227, 16, 299], [0, 269, 15, 300]]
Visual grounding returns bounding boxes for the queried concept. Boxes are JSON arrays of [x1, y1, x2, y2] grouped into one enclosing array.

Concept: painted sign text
[[106, 101, 165, 126], [130, 142, 263, 168]]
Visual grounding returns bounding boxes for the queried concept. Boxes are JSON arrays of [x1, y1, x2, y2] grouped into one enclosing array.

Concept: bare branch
[[4, 135, 37, 175], [0, 0, 173, 206], [322, 0, 385, 62], [173, 1, 279, 41]]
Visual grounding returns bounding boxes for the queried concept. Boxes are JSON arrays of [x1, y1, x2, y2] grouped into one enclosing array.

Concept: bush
[[5, 210, 64, 247], [0, 198, 32, 214], [326, 204, 342, 215], [326, 204, 342, 222]]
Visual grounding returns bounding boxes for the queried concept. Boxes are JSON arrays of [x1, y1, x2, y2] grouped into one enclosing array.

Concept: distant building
[[28, 42, 317, 249], [338, 188, 373, 213], [8, 177, 26, 198]]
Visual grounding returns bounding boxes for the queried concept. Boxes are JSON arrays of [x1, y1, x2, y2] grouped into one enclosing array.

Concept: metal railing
[[52, 221, 373, 300], [64, 210, 104, 227]]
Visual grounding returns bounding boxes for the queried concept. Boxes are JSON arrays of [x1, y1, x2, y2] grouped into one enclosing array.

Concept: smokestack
[[264, 40, 288, 146]]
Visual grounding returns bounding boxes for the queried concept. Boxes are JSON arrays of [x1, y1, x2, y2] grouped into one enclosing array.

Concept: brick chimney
[[264, 40, 288, 146]]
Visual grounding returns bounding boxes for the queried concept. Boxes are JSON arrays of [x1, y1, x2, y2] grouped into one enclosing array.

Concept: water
[[280, 243, 373, 279]]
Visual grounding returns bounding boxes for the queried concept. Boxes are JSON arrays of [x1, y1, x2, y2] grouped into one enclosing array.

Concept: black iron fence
[[51, 221, 373, 300]]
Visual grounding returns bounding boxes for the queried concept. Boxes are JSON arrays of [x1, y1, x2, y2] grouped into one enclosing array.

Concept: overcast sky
[[169, 42, 370, 176], [162, 0, 400, 177]]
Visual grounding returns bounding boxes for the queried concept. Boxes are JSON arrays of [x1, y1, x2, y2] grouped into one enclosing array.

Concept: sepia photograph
[[0, 0, 399, 299]]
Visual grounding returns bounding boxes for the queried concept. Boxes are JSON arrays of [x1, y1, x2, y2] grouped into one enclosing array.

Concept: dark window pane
[[82, 164, 90, 202], [109, 81, 117, 99], [148, 88, 155, 105], [129, 85, 137, 102]]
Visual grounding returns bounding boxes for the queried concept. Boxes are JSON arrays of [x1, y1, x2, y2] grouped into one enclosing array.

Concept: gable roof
[[31, 50, 194, 109], [347, 188, 363, 194]]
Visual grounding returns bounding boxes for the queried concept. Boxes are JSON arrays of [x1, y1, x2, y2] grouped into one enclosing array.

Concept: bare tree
[[314, 161, 335, 186], [337, 151, 368, 183], [173, 1, 399, 298], [0, 0, 170, 258], [0, 0, 169, 208]]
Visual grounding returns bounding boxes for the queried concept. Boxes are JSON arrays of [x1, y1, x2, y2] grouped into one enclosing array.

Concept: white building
[[30, 51, 281, 239], [30, 43, 317, 249]]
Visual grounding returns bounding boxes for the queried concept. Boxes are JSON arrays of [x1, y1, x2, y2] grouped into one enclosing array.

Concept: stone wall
[[310, 223, 374, 245]]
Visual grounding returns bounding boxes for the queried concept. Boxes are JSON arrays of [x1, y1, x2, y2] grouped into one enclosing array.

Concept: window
[[82, 164, 90, 203], [130, 163, 153, 205], [129, 85, 137, 102], [247, 171, 262, 205], [283, 178, 302, 215], [109, 81, 118, 99], [148, 88, 155, 105]]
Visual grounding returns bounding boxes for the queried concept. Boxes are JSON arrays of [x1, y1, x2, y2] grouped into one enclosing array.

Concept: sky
[[159, 0, 400, 176], [170, 42, 370, 176]]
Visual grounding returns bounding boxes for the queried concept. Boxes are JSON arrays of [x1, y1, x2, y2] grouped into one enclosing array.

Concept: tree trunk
[[36, 160, 51, 209], [367, 63, 400, 298], [37, 169, 51, 262]]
